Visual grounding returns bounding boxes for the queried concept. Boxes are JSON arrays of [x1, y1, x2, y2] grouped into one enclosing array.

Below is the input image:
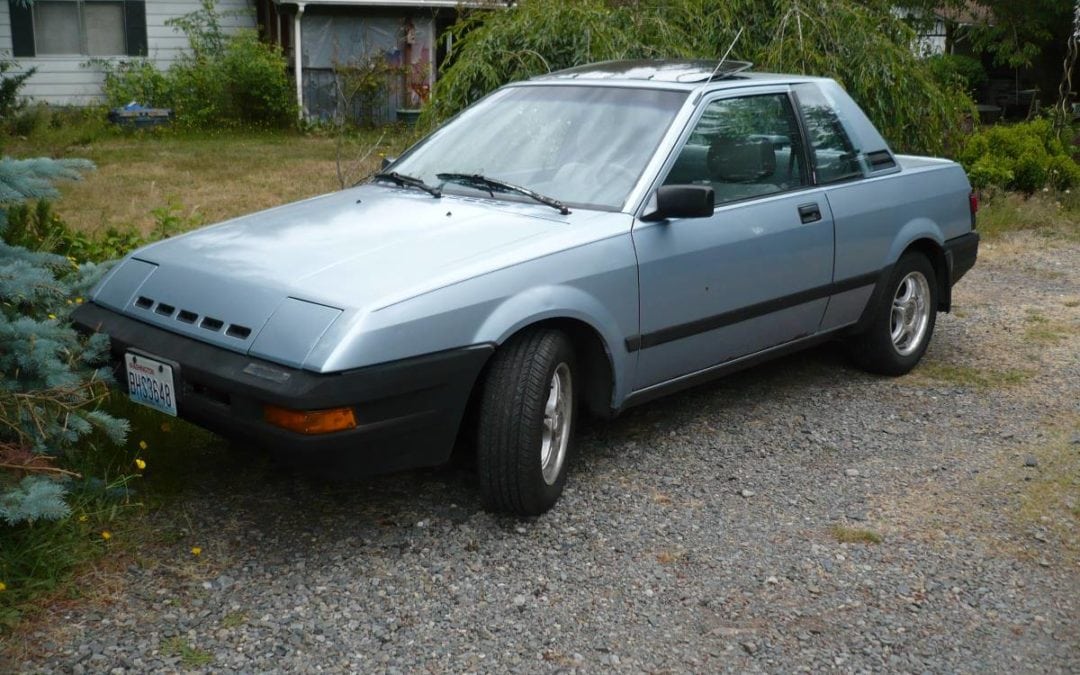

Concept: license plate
[[125, 352, 178, 416]]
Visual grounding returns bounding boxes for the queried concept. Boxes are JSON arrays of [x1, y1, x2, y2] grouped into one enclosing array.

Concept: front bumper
[[73, 303, 493, 474]]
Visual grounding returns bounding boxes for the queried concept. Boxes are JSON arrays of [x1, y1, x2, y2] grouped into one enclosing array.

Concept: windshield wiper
[[372, 171, 441, 198], [436, 173, 570, 215]]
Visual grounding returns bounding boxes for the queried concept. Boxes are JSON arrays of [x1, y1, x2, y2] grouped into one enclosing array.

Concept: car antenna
[[708, 26, 744, 81]]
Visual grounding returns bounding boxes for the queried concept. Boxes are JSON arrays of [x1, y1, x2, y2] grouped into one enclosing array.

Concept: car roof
[[528, 59, 826, 92]]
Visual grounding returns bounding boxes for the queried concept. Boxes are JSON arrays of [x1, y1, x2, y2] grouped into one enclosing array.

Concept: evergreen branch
[[0, 462, 82, 479]]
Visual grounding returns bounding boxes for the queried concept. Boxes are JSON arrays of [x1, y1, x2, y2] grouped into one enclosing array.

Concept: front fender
[[473, 285, 632, 406]]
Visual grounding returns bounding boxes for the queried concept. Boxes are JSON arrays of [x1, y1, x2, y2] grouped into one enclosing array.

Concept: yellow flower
[[191, 546, 202, 557], [78, 514, 88, 522], [0, 582, 6, 592], [75, 297, 83, 304], [48, 313, 56, 320], [66, 299, 73, 305], [138, 440, 148, 451], [135, 458, 147, 470], [101, 531, 112, 541]]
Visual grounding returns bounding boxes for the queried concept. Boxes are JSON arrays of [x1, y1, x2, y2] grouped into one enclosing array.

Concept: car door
[[630, 88, 835, 390]]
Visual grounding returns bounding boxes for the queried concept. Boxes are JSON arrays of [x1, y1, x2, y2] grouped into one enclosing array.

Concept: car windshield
[[390, 85, 688, 211]]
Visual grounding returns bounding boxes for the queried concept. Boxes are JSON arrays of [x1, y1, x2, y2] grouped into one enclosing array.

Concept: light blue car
[[74, 60, 979, 515]]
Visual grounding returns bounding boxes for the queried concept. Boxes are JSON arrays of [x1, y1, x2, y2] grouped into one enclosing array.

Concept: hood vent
[[200, 317, 224, 332], [225, 324, 252, 339], [132, 295, 252, 341]]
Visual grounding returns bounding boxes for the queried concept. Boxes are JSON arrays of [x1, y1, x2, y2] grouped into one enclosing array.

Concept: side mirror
[[381, 156, 396, 170], [644, 185, 714, 221]]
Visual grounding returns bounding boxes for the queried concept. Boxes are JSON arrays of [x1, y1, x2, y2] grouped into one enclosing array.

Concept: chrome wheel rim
[[890, 271, 931, 356], [540, 363, 573, 485]]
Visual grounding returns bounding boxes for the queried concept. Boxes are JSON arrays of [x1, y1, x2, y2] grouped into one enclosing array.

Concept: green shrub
[[99, 59, 170, 109], [0, 56, 34, 123], [426, 0, 974, 155], [99, 0, 296, 129], [959, 119, 1080, 193]]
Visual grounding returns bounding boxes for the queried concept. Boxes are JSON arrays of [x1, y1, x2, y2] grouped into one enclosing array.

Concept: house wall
[[0, 0, 255, 106]]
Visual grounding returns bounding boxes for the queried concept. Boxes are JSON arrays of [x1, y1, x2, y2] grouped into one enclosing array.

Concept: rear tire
[[476, 328, 576, 516], [849, 252, 938, 376]]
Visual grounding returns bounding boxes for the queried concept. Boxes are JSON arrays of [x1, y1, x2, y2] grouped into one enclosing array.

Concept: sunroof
[[540, 59, 754, 84], [675, 60, 754, 82]]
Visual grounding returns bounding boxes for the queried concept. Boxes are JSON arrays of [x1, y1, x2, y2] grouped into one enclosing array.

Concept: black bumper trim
[[73, 302, 494, 474], [945, 231, 979, 285]]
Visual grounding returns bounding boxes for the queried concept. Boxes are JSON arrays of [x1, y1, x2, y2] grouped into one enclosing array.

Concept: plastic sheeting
[[301, 12, 435, 122]]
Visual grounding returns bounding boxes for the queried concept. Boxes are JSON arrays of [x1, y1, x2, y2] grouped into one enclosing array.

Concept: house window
[[35, 1, 126, 55], [8, 0, 146, 58]]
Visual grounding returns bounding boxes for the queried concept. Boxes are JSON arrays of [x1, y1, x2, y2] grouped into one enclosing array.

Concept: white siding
[[0, 0, 256, 106]]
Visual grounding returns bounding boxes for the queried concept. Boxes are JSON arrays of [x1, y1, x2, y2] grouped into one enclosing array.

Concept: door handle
[[798, 203, 822, 224]]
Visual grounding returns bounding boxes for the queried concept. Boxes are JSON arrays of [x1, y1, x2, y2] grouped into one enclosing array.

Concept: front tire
[[476, 329, 576, 516], [849, 252, 938, 375]]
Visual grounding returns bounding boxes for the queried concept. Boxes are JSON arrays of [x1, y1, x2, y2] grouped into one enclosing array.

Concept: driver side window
[[663, 94, 808, 205]]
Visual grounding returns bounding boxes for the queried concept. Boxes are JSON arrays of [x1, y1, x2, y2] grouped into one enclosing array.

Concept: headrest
[[707, 137, 776, 183]]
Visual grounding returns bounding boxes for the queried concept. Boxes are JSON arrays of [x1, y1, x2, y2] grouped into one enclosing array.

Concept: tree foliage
[[0, 158, 128, 526], [896, 0, 1073, 69], [426, 0, 974, 155]]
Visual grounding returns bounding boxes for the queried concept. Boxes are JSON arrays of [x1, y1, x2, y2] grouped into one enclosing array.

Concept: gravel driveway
[[8, 233, 1079, 673]]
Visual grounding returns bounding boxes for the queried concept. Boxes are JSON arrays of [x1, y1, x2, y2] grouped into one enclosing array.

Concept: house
[[0, 0, 255, 106], [2, 0, 492, 122]]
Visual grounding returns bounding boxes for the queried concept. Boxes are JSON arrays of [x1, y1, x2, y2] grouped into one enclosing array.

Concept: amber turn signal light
[[264, 405, 357, 434]]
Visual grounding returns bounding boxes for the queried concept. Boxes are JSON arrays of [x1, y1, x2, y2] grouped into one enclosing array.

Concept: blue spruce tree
[[0, 157, 129, 525]]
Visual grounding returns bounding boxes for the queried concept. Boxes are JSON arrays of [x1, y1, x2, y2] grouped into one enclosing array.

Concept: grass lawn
[[4, 128, 408, 236]]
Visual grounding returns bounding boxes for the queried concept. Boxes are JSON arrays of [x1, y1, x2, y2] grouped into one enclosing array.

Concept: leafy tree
[[894, 0, 1073, 69], [428, 0, 973, 155]]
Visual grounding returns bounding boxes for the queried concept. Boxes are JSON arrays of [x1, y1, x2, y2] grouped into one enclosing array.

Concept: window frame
[[653, 86, 818, 210], [790, 83, 868, 187], [9, 0, 146, 59], [33, 0, 128, 57]]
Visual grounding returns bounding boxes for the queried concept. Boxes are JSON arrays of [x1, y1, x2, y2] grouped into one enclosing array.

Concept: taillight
[[969, 190, 978, 228]]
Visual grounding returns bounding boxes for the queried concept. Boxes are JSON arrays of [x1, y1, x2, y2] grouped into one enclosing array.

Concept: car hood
[[91, 184, 615, 367]]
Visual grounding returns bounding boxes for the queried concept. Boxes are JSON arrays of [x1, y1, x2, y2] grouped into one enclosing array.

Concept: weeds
[[1011, 425, 1080, 554], [915, 362, 1030, 389], [149, 199, 205, 239], [161, 637, 213, 667], [976, 190, 1080, 242], [220, 611, 248, 629], [1023, 311, 1072, 345]]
